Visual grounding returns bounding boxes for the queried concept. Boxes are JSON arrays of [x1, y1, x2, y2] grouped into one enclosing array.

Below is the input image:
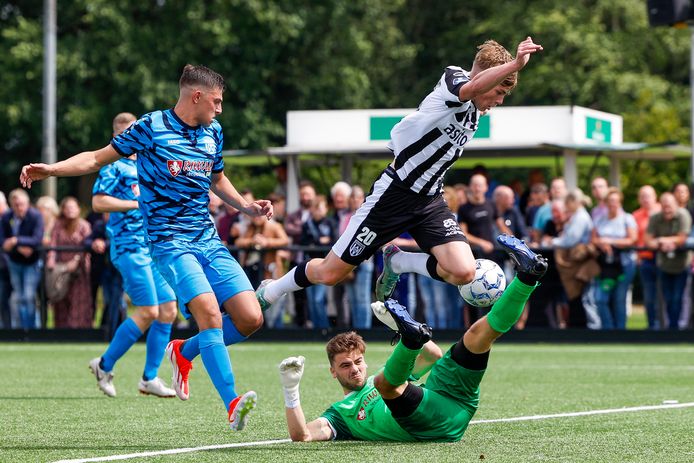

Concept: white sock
[[391, 251, 430, 276], [264, 268, 303, 302]]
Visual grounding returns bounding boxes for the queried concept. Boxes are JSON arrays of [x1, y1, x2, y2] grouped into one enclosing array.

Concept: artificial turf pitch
[[1, 342, 692, 463]]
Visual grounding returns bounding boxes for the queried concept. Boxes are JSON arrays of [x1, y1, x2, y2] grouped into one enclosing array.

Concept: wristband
[[283, 385, 300, 409]]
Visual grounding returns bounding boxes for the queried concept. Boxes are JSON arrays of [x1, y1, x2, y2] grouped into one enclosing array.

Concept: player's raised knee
[[373, 372, 397, 394], [445, 264, 476, 286]]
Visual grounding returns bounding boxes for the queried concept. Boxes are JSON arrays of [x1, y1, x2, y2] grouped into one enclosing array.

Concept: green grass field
[[2, 342, 693, 463]]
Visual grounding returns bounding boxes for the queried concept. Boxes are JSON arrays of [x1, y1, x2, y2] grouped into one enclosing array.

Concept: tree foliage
[[0, 0, 691, 199]]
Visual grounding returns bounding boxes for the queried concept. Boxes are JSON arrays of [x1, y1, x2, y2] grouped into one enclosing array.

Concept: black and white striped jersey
[[387, 66, 480, 196]]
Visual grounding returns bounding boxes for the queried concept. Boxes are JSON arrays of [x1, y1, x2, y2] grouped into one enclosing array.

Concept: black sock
[[99, 357, 106, 371], [400, 335, 425, 350], [426, 255, 445, 282], [293, 261, 313, 288], [451, 341, 489, 371]]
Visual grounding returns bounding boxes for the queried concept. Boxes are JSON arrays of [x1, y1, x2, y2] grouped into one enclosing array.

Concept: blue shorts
[[150, 237, 253, 319], [112, 249, 177, 307]]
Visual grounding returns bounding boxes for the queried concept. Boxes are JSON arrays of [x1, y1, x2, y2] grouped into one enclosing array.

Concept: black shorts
[[332, 166, 468, 265]]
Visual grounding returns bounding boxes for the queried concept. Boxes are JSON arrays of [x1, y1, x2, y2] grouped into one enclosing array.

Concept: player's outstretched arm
[[280, 356, 333, 442], [210, 172, 273, 220], [20, 145, 121, 189], [459, 36, 543, 102], [92, 194, 139, 213]]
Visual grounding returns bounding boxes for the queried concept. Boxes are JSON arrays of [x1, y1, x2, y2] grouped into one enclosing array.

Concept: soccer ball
[[458, 259, 506, 308]]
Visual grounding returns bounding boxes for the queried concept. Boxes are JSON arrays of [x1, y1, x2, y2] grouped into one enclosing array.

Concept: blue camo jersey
[[110, 109, 224, 243], [92, 157, 147, 260]]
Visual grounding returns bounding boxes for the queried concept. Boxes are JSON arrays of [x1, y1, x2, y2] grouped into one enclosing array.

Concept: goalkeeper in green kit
[[279, 235, 548, 442]]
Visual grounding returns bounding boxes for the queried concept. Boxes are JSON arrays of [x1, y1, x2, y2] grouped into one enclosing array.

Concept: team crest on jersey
[[205, 141, 216, 154], [357, 407, 366, 421], [167, 160, 183, 177], [349, 241, 365, 257]]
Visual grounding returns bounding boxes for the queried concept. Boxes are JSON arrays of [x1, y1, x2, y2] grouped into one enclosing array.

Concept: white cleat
[[88, 357, 116, 398], [228, 391, 257, 431], [371, 301, 398, 331], [138, 377, 176, 398]]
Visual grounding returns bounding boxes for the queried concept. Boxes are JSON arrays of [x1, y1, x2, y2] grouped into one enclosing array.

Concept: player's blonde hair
[[112, 112, 136, 133], [326, 332, 366, 365], [474, 40, 516, 90]]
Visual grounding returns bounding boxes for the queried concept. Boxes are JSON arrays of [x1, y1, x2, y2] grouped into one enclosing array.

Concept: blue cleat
[[496, 234, 548, 277], [383, 298, 432, 345], [375, 245, 401, 301]]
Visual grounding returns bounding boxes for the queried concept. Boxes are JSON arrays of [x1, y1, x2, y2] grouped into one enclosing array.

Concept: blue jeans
[[346, 259, 374, 329], [7, 260, 40, 329], [638, 259, 659, 329], [418, 276, 451, 329], [595, 261, 636, 330], [657, 269, 688, 330], [0, 263, 11, 329], [306, 284, 329, 329]]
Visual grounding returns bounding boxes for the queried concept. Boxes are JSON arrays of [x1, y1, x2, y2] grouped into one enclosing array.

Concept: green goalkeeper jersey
[[320, 374, 416, 441]]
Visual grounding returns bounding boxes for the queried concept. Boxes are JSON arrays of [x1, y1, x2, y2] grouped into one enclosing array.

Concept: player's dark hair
[[326, 332, 366, 365], [179, 64, 225, 91]]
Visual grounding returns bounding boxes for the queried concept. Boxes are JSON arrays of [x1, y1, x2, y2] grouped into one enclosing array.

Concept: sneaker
[[496, 234, 548, 277], [138, 377, 176, 398], [165, 340, 193, 401], [228, 391, 257, 431], [256, 279, 274, 312], [88, 357, 116, 398], [383, 299, 432, 346], [375, 245, 401, 301]]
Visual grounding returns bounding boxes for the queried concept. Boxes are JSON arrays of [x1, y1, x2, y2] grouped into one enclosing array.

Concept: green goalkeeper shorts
[[394, 347, 485, 442]]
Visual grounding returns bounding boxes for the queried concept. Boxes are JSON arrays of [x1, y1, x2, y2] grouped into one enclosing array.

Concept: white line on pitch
[[51, 402, 694, 463], [470, 401, 694, 424]]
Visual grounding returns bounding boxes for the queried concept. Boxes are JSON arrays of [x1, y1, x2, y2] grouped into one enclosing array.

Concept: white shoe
[[371, 301, 398, 331], [89, 357, 116, 397], [228, 391, 257, 431], [138, 377, 176, 398]]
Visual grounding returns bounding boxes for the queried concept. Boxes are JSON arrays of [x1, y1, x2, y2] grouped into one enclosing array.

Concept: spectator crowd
[[2, 169, 694, 331]]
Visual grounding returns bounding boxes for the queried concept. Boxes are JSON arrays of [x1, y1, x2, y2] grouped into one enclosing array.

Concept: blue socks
[[198, 328, 237, 407], [180, 314, 247, 361], [101, 318, 143, 372], [143, 321, 172, 381]]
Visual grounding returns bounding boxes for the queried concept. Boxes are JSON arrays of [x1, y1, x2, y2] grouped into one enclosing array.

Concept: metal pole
[[42, 0, 57, 199]]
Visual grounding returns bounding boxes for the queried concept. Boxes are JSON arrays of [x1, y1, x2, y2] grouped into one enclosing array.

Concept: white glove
[[279, 356, 305, 408], [371, 301, 398, 331]]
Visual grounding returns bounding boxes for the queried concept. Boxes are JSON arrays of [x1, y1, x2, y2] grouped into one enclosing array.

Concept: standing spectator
[[526, 182, 548, 240], [590, 177, 609, 222], [47, 197, 93, 328], [673, 182, 694, 328], [519, 168, 545, 215], [0, 189, 44, 329], [0, 192, 12, 328], [301, 196, 336, 329], [591, 188, 637, 330], [532, 178, 567, 243], [343, 186, 374, 329], [283, 181, 316, 328], [632, 185, 661, 329], [646, 192, 692, 330], [673, 182, 694, 218], [329, 181, 352, 329], [552, 189, 596, 328], [458, 174, 498, 260], [36, 196, 59, 247], [453, 183, 468, 210], [494, 185, 527, 239]]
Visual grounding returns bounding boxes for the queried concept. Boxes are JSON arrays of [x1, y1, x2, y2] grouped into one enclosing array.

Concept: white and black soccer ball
[[458, 259, 506, 308]]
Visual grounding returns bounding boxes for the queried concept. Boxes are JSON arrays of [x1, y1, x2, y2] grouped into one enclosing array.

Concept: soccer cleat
[[375, 245, 402, 301], [256, 279, 274, 312], [383, 298, 432, 346], [165, 340, 193, 401], [138, 377, 176, 398], [371, 301, 398, 331], [228, 390, 257, 431], [496, 234, 548, 277], [88, 357, 116, 398]]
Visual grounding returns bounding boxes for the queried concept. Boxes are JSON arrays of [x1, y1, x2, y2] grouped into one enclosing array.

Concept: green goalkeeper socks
[[486, 278, 538, 333], [383, 341, 421, 386]]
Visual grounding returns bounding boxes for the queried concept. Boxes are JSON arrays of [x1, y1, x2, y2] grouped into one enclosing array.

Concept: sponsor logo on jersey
[[167, 160, 183, 177], [357, 407, 366, 421], [167, 139, 182, 145]]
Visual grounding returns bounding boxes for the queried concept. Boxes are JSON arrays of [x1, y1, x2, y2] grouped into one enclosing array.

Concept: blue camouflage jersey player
[[20, 65, 273, 431], [87, 112, 178, 399]]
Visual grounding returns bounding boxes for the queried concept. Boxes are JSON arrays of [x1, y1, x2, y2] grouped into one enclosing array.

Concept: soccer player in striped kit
[[21, 65, 270, 431], [257, 37, 544, 310]]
